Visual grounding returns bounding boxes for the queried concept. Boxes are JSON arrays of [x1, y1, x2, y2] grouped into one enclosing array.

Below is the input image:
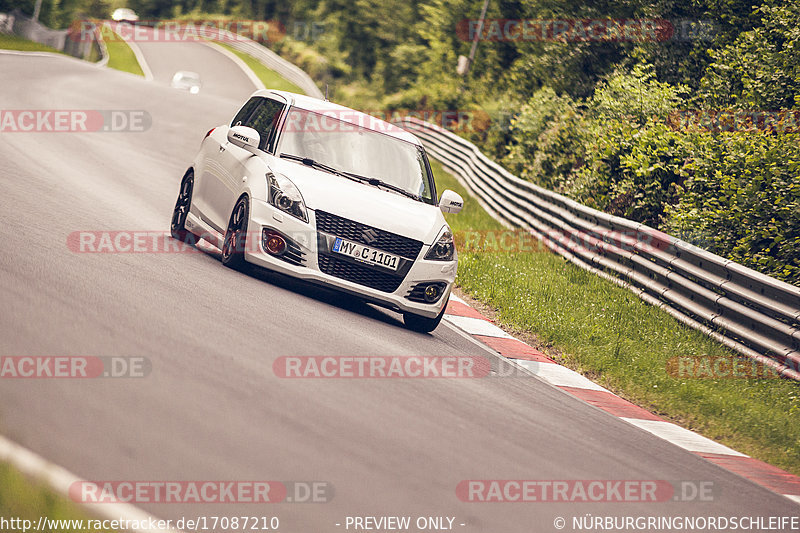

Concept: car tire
[[403, 304, 446, 333], [170, 170, 201, 244], [221, 196, 250, 271]]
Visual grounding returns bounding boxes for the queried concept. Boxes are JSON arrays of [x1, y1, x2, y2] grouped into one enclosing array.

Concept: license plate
[[332, 237, 400, 271]]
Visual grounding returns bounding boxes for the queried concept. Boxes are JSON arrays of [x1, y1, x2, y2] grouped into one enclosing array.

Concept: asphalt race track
[[0, 42, 797, 532], [127, 25, 258, 101]]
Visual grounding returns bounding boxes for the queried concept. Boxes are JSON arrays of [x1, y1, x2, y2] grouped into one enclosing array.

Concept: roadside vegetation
[[216, 42, 304, 94], [100, 26, 144, 76], [0, 461, 113, 533], [431, 158, 800, 476], [0, 32, 64, 53]]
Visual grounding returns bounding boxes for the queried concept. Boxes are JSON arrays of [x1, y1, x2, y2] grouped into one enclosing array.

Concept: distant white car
[[111, 8, 138, 23], [171, 90, 464, 332], [170, 71, 202, 94]]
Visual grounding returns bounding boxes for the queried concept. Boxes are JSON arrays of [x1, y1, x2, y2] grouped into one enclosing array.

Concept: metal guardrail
[[398, 117, 800, 380], [7, 9, 66, 50], [2, 10, 106, 63], [193, 26, 324, 99]]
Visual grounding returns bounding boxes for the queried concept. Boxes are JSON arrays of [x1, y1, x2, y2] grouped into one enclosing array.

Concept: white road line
[[0, 49, 92, 65], [784, 494, 800, 505], [0, 435, 180, 533], [0, 49, 64, 58], [620, 418, 748, 457], [513, 359, 609, 392], [443, 315, 513, 338], [124, 38, 153, 81], [202, 41, 264, 91]]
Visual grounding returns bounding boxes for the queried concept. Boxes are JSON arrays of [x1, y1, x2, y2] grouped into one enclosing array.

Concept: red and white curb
[[443, 293, 800, 506]]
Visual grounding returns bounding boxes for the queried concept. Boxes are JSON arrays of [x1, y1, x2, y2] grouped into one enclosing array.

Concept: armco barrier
[[397, 117, 800, 380], [2, 10, 106, 64]]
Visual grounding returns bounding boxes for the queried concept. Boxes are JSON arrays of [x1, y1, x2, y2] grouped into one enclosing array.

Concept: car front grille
[[315, 210, 423, 260], [317, 254, 405, 293]]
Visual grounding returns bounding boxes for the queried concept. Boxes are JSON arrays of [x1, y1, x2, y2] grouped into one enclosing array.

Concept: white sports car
[[171, 90, 463, 332]]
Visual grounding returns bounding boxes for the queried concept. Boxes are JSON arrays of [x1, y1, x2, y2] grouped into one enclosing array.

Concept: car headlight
[[425, 226, 456, 261], [267, 172, 307, 223]]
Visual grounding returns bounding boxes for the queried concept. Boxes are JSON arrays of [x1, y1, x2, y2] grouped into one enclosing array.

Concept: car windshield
[[278, 108, 434, 202]]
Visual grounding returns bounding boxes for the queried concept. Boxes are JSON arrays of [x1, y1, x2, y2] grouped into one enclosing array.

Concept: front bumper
[[244, 199, 456, 318]]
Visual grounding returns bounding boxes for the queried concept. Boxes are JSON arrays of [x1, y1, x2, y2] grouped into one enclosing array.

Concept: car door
[[207, 97, 287, 230], [193, 97, 260, 231]]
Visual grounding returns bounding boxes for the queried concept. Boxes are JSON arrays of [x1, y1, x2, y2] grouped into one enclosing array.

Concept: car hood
[[270, 158, 445, 244]]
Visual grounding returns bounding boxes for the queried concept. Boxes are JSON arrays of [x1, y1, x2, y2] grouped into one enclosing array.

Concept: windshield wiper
[[279, 153, 421, 201], [339, 171, 422, 201], [279, 153, 343, 177]]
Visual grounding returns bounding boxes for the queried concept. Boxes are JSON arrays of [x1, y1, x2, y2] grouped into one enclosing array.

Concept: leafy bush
[[502, 87, 585, 192], [565, 64, 689, 228], [665, 132, 800, 284], [699, 3, 800, 110]]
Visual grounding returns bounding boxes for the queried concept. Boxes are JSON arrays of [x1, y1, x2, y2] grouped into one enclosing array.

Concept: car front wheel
[[221, 196, 250, 271], [403, 304, 446, 333], [170, 170, 200, 244]]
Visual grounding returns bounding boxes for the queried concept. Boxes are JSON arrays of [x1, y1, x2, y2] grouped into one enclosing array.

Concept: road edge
[[0, 435, 180, 533], [442, 292, 800, 507], [202, 41, 264, 91]]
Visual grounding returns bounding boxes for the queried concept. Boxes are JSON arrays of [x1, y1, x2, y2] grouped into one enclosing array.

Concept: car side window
[[246, 99, 285, 153], [231, 97, 260, 127]]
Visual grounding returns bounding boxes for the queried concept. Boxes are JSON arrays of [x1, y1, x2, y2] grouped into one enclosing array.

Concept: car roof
[[251, 89, 422, 146]]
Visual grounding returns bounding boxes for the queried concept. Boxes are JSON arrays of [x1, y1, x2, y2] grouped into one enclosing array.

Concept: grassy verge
[[0, 33, 65, 54], [430, 158, 800, 476], [0, 462, 113, 532], [216, 42, 305, 94], [99, 27, 144, 77]]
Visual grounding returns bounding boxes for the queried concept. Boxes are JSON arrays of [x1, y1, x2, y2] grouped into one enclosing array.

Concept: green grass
[[0, 462, 114, 532], [100, 27, 144, 77], [216, 42, 305, 94], [0, 33, 65, 54], [430, 158, 800, 476]]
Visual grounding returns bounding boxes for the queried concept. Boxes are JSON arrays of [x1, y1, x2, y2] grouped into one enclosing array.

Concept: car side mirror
[[227, 126, 260, 154], [439, 189, 464, 214]]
